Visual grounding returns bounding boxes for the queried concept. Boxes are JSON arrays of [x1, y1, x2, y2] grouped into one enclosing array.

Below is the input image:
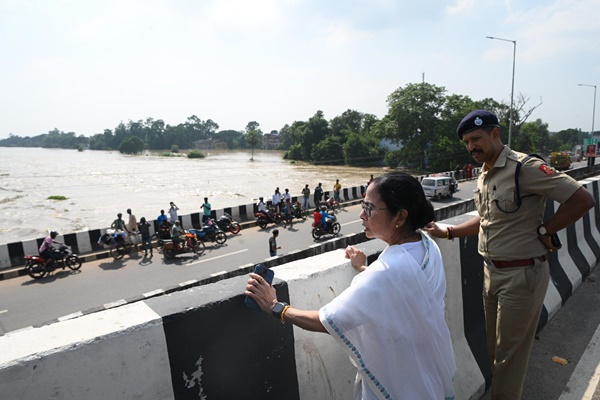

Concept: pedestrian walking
[[269, 229, 281, 257]]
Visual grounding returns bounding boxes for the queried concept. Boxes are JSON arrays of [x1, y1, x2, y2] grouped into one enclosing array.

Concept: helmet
[[320, 205, 327, 211], [50, 230, 59, 238]]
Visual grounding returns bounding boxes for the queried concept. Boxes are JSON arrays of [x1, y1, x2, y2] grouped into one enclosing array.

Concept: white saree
[[319, 233, 456, 400]]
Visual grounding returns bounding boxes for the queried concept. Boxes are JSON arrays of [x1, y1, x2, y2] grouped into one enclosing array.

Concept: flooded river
[[0, 147, 383, 243]]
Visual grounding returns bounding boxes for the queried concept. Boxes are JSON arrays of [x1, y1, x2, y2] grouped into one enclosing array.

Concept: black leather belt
[[492, 255, 547, 269]]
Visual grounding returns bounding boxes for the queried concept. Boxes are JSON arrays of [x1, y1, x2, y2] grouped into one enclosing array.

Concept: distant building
[[262, 133, 280, 150], [193, 139, 227, 150]]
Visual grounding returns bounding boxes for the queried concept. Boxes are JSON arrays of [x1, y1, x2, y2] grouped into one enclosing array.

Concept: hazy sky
[[1, 0, 598, 139]]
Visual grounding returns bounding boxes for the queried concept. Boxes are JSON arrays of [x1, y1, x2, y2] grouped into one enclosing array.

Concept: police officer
[[425, 110, 595, 399]]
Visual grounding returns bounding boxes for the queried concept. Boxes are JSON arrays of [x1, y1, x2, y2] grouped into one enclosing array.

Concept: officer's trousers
[[483, 258, 549, 400]]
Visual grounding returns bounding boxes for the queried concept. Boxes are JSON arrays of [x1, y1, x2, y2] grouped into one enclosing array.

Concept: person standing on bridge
[[301, 184, 311, 210], [200, 197, 211, 224], [168, 202, 179, 225], [246, 172, 456, 399], [313, 182, 323, 206], [424, 110, 595, 400]]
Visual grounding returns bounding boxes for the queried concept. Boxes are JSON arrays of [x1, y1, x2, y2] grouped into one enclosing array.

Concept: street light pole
[[577, 84, 597, 137], [486, 36, 516, 148]]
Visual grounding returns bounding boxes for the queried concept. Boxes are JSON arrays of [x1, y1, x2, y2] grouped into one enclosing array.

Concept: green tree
[[311, 136, 344, 164], [119, 136, 144, 154], [245, 121, 261, 160], [385, 83, 447, 169]]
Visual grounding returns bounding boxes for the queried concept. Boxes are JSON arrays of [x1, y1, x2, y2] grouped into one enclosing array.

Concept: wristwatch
[[538, 225, 549, 236], [271, 302, 289, 319]]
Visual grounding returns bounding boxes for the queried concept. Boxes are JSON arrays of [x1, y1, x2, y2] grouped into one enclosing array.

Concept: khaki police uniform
[[475, 145, 581, 399]]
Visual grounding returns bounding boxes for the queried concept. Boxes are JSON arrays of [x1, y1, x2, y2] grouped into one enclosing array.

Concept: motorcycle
[[190, 220, 227, 245], [311, 215, 341, 240], [25, 244, 83, 279], [255, 207, 282, 229], [322, 194, 341, 212], [215, 213, 241, 234], [291, 202, 308, 221], [163, 231, 205, 259]]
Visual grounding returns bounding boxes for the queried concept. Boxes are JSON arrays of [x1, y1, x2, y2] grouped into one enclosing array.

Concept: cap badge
[[474, 117, 483, 126]]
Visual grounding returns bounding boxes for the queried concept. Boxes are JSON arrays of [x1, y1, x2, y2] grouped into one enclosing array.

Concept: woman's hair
[[371, 172, 434, 231], [140, 217, 146, 223]]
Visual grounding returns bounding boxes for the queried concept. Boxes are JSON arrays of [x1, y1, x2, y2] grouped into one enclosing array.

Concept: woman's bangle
[[446, 227, 454, 240], [280, 305, 291, 321]]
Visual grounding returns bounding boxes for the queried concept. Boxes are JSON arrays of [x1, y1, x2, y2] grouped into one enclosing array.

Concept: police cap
[[456, 110, 499, 139]]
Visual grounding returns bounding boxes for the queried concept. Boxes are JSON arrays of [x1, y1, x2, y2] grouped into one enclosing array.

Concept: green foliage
[[343, 132, 383, 166], [384, 150, 403, 169], [245, 122, 261, 159], [171, 144, 179, 153], [47, 195, 67, 201], [311, 136, 344, 164], [284, 144, 303, 160], [119, 136, 145, 154], [187, 150, 205, 159]]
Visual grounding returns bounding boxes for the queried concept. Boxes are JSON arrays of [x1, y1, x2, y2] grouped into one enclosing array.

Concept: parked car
[[421, 176, 456, 201]]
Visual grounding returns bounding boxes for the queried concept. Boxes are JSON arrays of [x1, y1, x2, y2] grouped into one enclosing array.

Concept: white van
[[421, 176, 456, 201]]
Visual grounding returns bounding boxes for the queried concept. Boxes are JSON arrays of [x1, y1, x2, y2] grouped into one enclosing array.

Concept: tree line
[[0, 82, 591, 173]]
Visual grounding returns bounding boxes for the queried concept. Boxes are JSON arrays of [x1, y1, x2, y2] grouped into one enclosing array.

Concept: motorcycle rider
[[257, 196, 267, 213], [170, 220, 185, 249], [319, 205, 335, 232], [111, 213, 127, 233], [39, 230, 62, 270]]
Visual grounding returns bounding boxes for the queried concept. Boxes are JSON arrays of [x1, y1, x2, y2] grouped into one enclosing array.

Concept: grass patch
[[160, 152, 185, 157], [47, 195, 68, 201], [187, 150, 205, 159]]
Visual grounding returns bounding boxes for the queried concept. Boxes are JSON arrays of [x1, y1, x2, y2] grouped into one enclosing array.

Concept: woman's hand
[[245, 272, 278, 314], [423, 221, 446, 239], [345, 246, 367, 272]]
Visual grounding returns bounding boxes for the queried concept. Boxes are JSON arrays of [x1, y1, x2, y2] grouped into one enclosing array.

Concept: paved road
[[0, 187, 475, 335], [0, 204, 366, 334]]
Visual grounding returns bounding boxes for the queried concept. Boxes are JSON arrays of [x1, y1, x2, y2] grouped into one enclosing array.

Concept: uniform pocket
[[492, 189, 518, 213]]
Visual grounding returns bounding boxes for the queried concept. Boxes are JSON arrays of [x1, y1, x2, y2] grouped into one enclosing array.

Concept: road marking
[[58, 312, 83, 321], [179, 279, 198, 287], [144, 289, 165, 298], [559, 322, 600, 399], [211, 270, 228, 277], [341, 219, 362, 227], [104, 299, 127, 309], [191, 249, 248, 265], [0, 309, 7, 315]]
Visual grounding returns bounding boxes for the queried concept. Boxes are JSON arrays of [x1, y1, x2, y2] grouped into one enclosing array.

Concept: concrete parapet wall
[[1, 176, 598, 399]]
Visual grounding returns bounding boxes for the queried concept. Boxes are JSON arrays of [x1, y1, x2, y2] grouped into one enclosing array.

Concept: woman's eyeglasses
[[361, 201, 388, 217]]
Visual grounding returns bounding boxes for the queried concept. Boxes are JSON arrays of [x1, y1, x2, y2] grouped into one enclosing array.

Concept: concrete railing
[[1, 175, 598, 400]]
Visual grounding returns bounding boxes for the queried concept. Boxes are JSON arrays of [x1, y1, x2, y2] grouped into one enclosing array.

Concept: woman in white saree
[[246, 172, 456, 399]]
